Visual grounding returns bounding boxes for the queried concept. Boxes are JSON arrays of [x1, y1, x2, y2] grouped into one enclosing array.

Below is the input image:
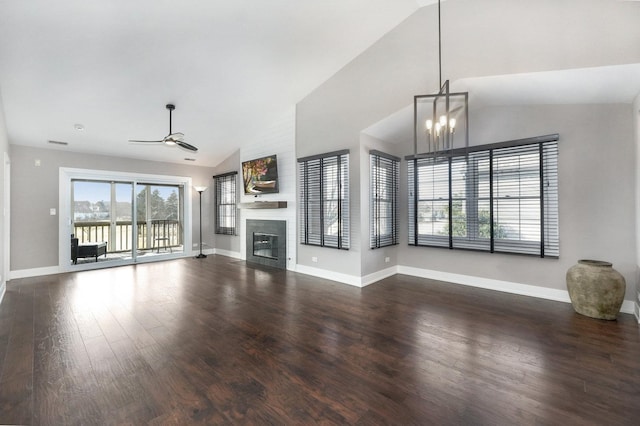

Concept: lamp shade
[[194, 186, 208, 193]]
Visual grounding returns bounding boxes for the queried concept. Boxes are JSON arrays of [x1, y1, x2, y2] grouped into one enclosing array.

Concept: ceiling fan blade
[[175, 140, 198, 152], [128, 139, 164, 144], [131, 105, 194, 151], [165, 132, 184, 142]]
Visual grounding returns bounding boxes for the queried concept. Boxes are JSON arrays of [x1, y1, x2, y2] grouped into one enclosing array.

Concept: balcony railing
[[73, 220, 183, 252]]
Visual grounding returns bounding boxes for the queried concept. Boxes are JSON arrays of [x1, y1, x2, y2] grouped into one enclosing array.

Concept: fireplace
[[246, 219, 286, 269]]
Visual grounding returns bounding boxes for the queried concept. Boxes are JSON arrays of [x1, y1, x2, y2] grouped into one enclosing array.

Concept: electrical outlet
[[311, 256, 318, 263], [385, 257, 390, 263], [193, 243, 199, 248]]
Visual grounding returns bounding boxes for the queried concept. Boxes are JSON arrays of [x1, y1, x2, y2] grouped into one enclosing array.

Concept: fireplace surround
[[245, 219, 287, 269]]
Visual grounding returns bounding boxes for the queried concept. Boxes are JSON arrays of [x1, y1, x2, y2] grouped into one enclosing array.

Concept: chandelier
[[413, 0, 468, 156]]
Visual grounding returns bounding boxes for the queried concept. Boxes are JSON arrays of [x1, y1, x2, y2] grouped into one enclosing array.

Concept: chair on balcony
[[71, 234, 108, 263], [151, 219, 172, 253], [71, 235, 78, 264]]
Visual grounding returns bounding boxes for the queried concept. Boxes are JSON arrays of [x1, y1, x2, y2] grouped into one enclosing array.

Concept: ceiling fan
[[128, 104, 198, 152]]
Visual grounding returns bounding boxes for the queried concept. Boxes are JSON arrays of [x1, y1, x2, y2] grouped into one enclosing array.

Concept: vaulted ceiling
[[1, 1, 639, 167], [364, 64, 640, 145], [0, 0, 427, 166]]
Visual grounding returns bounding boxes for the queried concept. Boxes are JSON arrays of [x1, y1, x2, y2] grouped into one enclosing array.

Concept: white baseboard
[[294, 264, 398, 288], [265, 260, 639, 317], [397, 265, 636, 315], [0, 281, 5, 306], [361, 266, 398, 287], [213, 248, 242, 259], [213, 249, 302, 272], [398, 265, 570, 301], [295, 264, 363, 287], [620, 300, 636, 316], [192, 248, 215, 257], [9, 266, 61, 280], [12, 250, 212, 278]]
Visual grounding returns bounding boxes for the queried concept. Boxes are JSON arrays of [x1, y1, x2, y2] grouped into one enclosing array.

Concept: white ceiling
[[0, 0, 426, 166], [363, 64, 640, 145], [1, 1, 639, 166]]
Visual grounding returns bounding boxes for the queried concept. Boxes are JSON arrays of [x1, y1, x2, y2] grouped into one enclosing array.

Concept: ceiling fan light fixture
[[128, 104, 198, 152]]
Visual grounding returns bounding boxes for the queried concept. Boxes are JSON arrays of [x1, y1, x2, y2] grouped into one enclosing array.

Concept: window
[[214, 172, 237, 235], [298, 150, 349, 249], [370, 150, 399, 249], [408, 135, 559, 257]]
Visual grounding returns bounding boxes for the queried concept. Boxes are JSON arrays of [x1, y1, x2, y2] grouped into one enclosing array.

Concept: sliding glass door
[[68, 175, 188, 267], [72, 180, 134, 264], [135, 184, 184, 257]]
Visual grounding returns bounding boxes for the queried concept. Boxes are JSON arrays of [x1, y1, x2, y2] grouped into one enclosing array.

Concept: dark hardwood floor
[[0, 256, 639, 425]]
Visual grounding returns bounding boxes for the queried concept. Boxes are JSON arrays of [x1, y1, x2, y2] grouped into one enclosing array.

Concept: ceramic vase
[[566, 259, 625, 320]]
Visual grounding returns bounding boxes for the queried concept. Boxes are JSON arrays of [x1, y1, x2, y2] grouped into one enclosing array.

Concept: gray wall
[[296, 0, 640, 299], [359, 133, 405, 277], [11, 145, 215, 271], [635, 94, 640, 316], [0, 91, 8, 292], [212, 149, 241, 255], [296, 148, 362, 276], [397, 104, 636, 301]]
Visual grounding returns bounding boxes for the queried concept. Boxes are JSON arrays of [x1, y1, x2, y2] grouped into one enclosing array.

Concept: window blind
[[408, 135, 559, 257], [370, 150, 399, 249], [214, 171, 237, 235], [298, 150, 349, 249]]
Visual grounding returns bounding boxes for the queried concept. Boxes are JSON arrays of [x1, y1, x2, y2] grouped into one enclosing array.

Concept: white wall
[[237, 108, 297, 269]]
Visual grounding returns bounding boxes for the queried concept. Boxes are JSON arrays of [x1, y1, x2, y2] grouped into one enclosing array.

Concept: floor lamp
[[194, 186, 207, 259]]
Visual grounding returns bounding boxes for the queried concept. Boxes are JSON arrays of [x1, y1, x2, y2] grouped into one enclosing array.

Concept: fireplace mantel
[[239, 201, 287, 209]]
